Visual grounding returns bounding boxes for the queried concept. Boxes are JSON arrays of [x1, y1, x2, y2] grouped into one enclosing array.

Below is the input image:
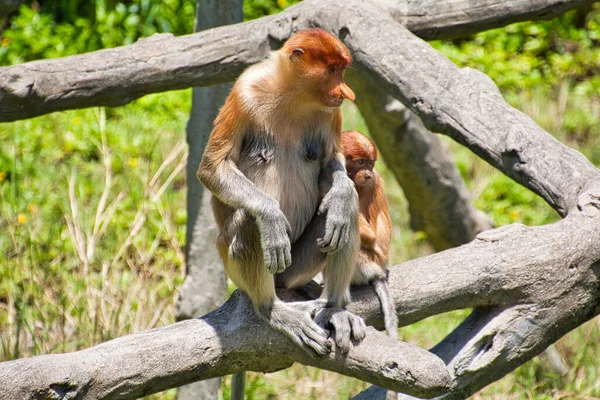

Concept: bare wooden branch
[[380, 0, 596, 40], [0, 291, 450, 400], [3, 209, 600, 399], [336, 2, 600, 216], [0, 0, 594, 122]]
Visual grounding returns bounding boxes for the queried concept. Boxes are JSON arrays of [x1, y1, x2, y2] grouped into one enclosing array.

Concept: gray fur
[[372, 278, 399, 340]]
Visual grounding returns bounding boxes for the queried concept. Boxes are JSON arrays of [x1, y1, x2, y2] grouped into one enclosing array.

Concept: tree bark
[[2, 210, 600, 399], [347, 69, 493, 251], [175, 1, 242, 399], [0, 0, 595, 122], [377, 0, 596, 40], [0, 291, 451, 400]]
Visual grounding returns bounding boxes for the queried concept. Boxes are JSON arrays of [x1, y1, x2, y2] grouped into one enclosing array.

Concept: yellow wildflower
[[129, 157, 138, 167], [27, 204, 37, 214], [509, 210, 520, 220], [1, 38, 9, 47], [17, 214, 27, 224]]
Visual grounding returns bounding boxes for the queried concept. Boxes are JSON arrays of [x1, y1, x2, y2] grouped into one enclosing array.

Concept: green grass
[[1, 80, 600, 399]]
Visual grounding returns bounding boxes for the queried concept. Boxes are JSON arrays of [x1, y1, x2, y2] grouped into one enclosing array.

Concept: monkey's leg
[[277, 212, 366, 352], [220, 210, 331, 356]]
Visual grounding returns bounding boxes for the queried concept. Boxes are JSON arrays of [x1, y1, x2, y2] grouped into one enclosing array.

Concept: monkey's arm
[[198, 102, 291, 273], [359, 214, 378, 248], [317, 152, 359, 253], [359, 217, 386, 261]]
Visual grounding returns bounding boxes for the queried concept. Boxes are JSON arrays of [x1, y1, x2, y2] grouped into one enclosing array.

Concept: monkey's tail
[[371, 278, 399, 339], [372, 278, 399, 400], [231, 371, 246, 400]]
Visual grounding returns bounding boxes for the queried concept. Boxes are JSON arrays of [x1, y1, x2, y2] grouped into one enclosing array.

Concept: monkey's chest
[[239, 135, 322, 242]]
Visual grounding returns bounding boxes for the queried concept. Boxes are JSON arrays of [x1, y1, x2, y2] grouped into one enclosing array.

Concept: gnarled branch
[[0, 291, 450, 400], [0, 0, 594, 122]]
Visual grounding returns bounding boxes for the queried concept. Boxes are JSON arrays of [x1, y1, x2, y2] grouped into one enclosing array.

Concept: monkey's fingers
[[283, 245, 292, 269], [332, 313, 352, 353], [329, 225, 343, 250], [350, 315, 367, 342], [339, 224, 350, 248], [316, 310, 351, 353], [299, 323, 332, 357], [263, 249, 275, 274], [270, 303, 331, 356], [275, 247, 288, 273], [317, 200, 328, 216], [318, 224, 342, 253]]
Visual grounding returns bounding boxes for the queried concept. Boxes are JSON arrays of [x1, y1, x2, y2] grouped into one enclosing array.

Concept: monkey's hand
[[256, 203, 292, 274], [317, 178, 358, 253]]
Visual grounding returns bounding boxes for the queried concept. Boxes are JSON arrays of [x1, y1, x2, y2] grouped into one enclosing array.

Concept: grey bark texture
[[374, 0, 596, 40], [2, 1, 600, 399], [175, 1, 242, 399], [347, 69, 493, 251], [0, 0, 595, 122], [0, 291, 451, 400]]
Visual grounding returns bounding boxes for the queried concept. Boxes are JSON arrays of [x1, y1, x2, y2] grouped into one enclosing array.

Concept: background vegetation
[[1, 1, 599, 399]]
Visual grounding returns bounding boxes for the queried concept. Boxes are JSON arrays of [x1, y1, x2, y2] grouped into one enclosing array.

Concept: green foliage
[[0, 91, 190, 360], [243, 0, 299, 21], [432, 5, 600, 93], [0, 1, 196, 65], [0, 0, 299, 65]]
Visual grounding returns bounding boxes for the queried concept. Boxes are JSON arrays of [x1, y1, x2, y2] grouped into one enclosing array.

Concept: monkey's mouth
[[325, 97, 344, 107]]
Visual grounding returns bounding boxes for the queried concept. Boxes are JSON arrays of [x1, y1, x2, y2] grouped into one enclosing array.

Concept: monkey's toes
[[315, 307, 366, 353]]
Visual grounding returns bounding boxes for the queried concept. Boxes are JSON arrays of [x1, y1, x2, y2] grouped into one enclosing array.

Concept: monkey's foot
[[266, 301, 332, 356], [315, 306, 366, 353]]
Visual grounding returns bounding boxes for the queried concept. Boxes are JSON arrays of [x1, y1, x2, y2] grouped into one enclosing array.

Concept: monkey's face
[[318, 67, 355, 108], [283, 29, 355, 108], [347, 158, 376, 188]]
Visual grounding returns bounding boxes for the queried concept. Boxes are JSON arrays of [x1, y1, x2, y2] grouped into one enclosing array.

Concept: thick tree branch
[[333, 2, 600, 216], [0, 0, 594, 122], [3, 209, 600, 398], [380, 0, 596, 40], [0, 291, 450, 400]]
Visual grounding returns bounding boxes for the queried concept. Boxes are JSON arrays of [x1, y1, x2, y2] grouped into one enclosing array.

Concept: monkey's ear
[[290, 48, 304, 60]]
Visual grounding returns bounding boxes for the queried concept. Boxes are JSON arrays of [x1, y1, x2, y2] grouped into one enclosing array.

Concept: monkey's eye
[[328, 66, 337, 73], [357, 159, 366, 165]]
